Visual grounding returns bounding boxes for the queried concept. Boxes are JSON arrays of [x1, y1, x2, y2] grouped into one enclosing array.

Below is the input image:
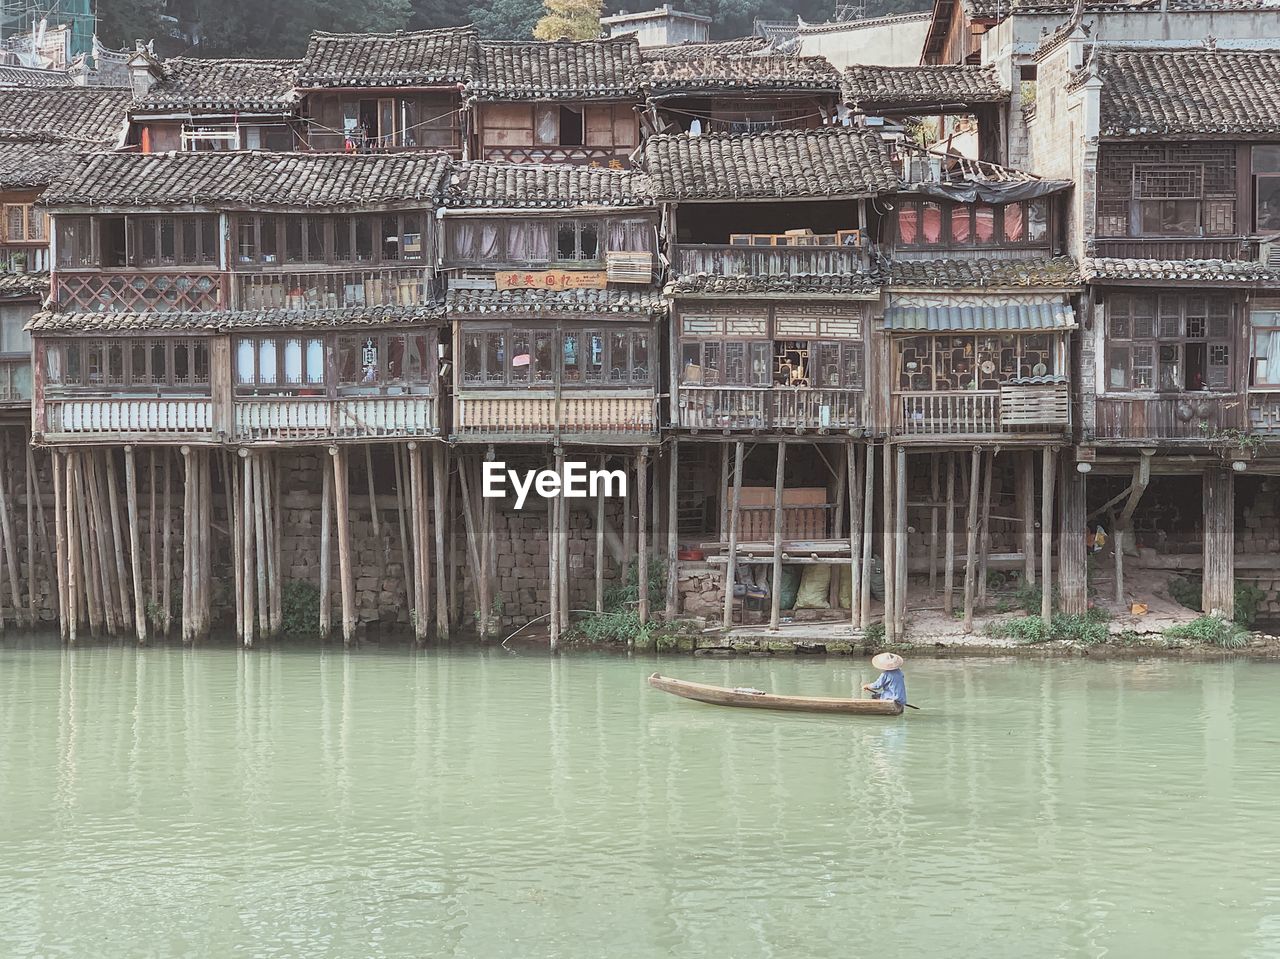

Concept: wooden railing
[[677, 386, 864, 431], [674, 244, 866, 277], [1093, 393, 1245, 441], [1090, 238, 1255, 260], [895, 385, 1071, 437], [233, 395, 438, 441], [44, 396, 214, 439], [235, 267, 430, 311], [55, 271, 226, 312], [479, 145, 631, 165], [455, 390, 655, 437]]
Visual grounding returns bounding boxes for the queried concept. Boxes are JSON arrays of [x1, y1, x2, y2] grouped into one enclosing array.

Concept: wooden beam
[[124, 447, 146, 643], [769, 441, 787, 629], [331, 447, 356, 645], [721, 441, 744, 630], [963, 448, 980, 632], [1041, 447, 1057, 624]]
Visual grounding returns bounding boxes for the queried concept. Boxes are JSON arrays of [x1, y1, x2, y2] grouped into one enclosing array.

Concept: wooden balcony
[[233, 395, 438, 443], [454, 390, 656, 440], [677, 386, 865, 432], [1090, 238, 1256, 261], [674, 244, 866, 277], [1093, 393, 1245, 443], [43, 396, 215, 442], [235, 267, 430, 311], [55, 271, 226, 312], [895, 384, 1071, 439]]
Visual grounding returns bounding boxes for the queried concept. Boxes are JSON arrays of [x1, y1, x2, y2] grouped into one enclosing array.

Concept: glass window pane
[[258, 338, 277, 384], [533, 333, 553, 384], [260, 215, 277, 264], [510, 331, 530, 383], [159, 217, 176, 264], [557, 222, 576, 259], [284, 338, 303, 384], [950, 206, 971, 244], [1158, 344, 1180, 390], [921, 203, 943, 244], [236, 339, 255, 384], [974, 205, 995, 243], [1133, 346, 1153, 389], [357, 335, 380, 385], [386, 335, 406, 384], [1108, 347, 1128, 389], [193, 343, 209, 384], [485, 332, 505, 384], [1027, 199, 1048, 242], [1003, 203, 1024, 242], [307, 339, 325, 384], [462, 332, 483, 385], [897, 205, 918, 245], [130, 342, 147, 384], [580, 222, 599, 260], [562, 332, 581, 383], [585, 332, 604, 383], [632, 332, 649, 383]]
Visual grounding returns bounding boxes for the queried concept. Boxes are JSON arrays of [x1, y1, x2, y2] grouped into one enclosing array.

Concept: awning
[[884, 300, 1075, 332]]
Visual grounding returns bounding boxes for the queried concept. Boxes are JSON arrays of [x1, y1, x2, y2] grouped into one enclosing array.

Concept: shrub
[[1168, 576, 1263, 628], [863, 622, 885, 645], [282, 580, 321, 638], [603, 556, 667, 613], [987, 608, 1110, 645], [996, 578, 1043, 615], [1168, 575, 1202, 613], [1234, 582, 1265, 628], [1163, 615, 1248, 649]]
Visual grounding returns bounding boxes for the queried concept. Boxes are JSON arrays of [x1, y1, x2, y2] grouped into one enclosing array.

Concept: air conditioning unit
[[606, 251, 654, 284]]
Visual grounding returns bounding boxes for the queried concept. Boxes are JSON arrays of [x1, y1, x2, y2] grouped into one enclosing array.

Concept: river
[[1, 638, 1277, 958]]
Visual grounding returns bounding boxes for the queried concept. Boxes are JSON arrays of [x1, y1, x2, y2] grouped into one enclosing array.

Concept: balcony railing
[[55, 272, 226, 312], [674, 244, 866, 277], [233, 395, 438, 442], [454, 390, 655, 438], [677, 386, 864, 431], [895, 384, 1071, 437], [235, 267, 430, 311], [44, 396, 214, 440], [479, 146, 631, 165], [1093, 393, 1244, 442], [1090, 238, 1255, 260]]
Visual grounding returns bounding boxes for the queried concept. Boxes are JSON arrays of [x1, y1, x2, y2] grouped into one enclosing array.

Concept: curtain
[[607, 219, 627, 253], [479, 222, 500, 260], [449, 221, 476, 259], [505, 220, 528, 260], [527, 222, 552, 260]]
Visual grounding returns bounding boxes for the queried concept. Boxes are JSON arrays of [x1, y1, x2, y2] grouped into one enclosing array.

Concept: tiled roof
[[446, 288, 664, 317], [0, 87, 131, 144], [0, 137, 88, 189], [0, 272, 49, 299], [472, 37, 642, 101], [642, 55, 840, 94], [0, 64, 72, 88], [965, 0, 1274, 15], [666, 272, 878, 296], [1082, 257, 1280, 285], [885, 301, 1076, 331], [886, 256, 1081, 289], [297, 27, 478, 88], [641, 127, 899, 201], [640, 37, 768, 61], [28, 303, 444, 334], [42, 151, 449, 209], [842, 64, 1007, 111], [444, 162, 651, 208], [797, 11, 931, 36], [1091, 48, 1280, 136], [136, 58, 299, 112]]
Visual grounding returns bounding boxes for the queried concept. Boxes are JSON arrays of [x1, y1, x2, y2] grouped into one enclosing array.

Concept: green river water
[[1, 638, 1278, 959]]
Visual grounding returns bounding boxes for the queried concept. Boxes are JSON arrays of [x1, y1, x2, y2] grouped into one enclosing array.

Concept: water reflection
[[0, 641, 1278, 958]]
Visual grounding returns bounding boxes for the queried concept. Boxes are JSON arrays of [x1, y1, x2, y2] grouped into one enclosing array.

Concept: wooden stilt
[[124, 447, 146, 643], [665, 441, 679, 619], [882, 442, 894, 638], [722, 441, 745, 630], [769, 441, 786, 630], [1041, 447, 1057, 624], [409, 443, 428, 645], [847, 443, 863, 627], [1202, 467, 1235, 617], [487, 450, 501, 635], [105, 450, 131, 635], [65, 452, 78, 642], [558, 452, 569, 633], [638, 450, 650, 625], [622, 457, 635, 586], [30, 447, 54, 613], [221, 451, 241, 644], [595, 453, 606, 615], [432, 445, 448, 642], [24, 443, 35, 626], [0, 436, 19, 628], [963, 448, 981, 632], [456, 456, 483, 636], [894, 444, 907, 639], [1058, 459, 1088, 616], [180, 446, 194, 642], [393, 445, 413, 629], [149, 449, 158, 618], [162, 448, 172, 637], [240, 452, 254, 647], [54, 450, 68, 640], [977, 450, 994, 608], [318, 450, 332, 640], [718, 444, 730, 542], [251, 454, 268, 641], [1019, 451, 1035, 585], [269, 456, 282, 639], [86, 452, 115, 635], [1114, 454, 1151, 606], [550, 446, 564, 652], [331, 447, 356, 644], [829, 443, 846, 609], [927, 455, 940, 593], [859, 443, 875, 630], [72, 453, 94, 635], [364, 444, 380, 544], [944, 453, 956, 615]]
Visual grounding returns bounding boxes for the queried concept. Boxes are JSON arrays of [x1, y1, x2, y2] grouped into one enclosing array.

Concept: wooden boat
[[647, 673, 903, 716]]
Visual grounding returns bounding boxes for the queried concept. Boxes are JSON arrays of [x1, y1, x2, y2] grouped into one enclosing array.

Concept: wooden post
[[0, 439, 20, 628], [24, 443, 35, 625], [1019, 451, 1036, 585], [149, 449, 158, 617], [105, 450, 130, 636], [622, 456, 635, 586], [393, 444, 412, 629], [944, 453, 956, 615], [846, 442, 863, 627], [409, 443, 428, 645], [963, 448, 981, 632], [251, 454, 268, 641], [558, 453, 569, 633], [161, 449, 172, 637], [331, 447, 356, 645], [1059, 460, 1088, 616], [718, 444, 730, 542], [1114, 454, 1151, 606], [828, 443, 847, 609], [1041, 447, 1057, 624], [894, 444, 907, 640], [859, 442, 875, 630], [180, 446, 194, 642], [977, 450, 994, 608], [124, 447, 146, 643], [721, 441, 744, 630], [665, 441, 679, 620], [882, 442, 895, 639], [30, 447, 54, 614], [222, 451, 242, 645], [260, 453, 279, 636], [53, 450, 67, 639], [319, 452, 332, 639], [550, 446, 564, 651], [364, 443, 380, 543], [1203, 467, 1235, 618], [928, 456, 940, 592], [432, 446, 448, 642], [595, 454, 606, 615], [638, 449, 650, 626], [78, 453, 102, 635], [456, 457, 484, 634], [64, 452, 77, 643], [240, 452, 255, 647], [769, 441, 787, 630]]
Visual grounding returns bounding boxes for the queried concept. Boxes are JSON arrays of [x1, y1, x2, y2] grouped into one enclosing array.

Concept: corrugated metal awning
[[884, 300, 1075, 332]]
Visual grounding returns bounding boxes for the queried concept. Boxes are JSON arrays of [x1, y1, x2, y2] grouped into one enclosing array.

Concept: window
[[896, 199, 1049, 248], [55, 217, 93, 268], [1106, 293, 1233, 392], [44, 338, 210, 391], [236, 334, 326, 391], [1250, 308, 1280, 387], [462, 325, 652, 387], [896, 334, 1057, 391], [132, 216, 217, 267], [0, 304, 31, 356], [1097, 144, 1236, 237], [233, 214, 425, 266], [554, 220, 603, 261], [1253, 146, 1280, 232], [2, 204, 45, 242]]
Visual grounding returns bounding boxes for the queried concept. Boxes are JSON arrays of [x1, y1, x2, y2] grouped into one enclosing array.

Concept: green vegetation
[[281, 580, 321, 638], [1167, 575, 1266, 628], [987, 608, 1111, 646], [1163, 616, 1249, 650], [570, 558, 683, 648], [995, 578, 1044, 616], [863, 622, 885, 645], [534, 0, 602, 40]]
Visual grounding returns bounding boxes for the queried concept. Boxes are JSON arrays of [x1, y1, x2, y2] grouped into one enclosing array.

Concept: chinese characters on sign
[[495, 270, 608, 291]]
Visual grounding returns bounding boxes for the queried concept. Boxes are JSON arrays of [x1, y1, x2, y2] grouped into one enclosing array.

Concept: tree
[[95, 0, 169, 50], [533, 0, 602, 40], [464, 0, 542, 39]]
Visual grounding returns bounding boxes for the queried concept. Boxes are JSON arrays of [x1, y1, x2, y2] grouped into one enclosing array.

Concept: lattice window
[[1098, 144, 1237, 237], [1133, 165, 1202, 199], [1105, 293, 1234, 392]]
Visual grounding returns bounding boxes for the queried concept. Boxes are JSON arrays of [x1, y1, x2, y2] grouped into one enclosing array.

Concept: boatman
[[862, 652, 906, 706]]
